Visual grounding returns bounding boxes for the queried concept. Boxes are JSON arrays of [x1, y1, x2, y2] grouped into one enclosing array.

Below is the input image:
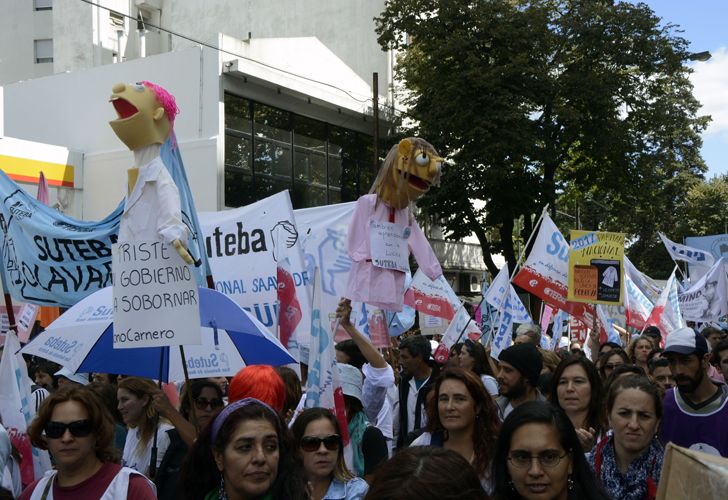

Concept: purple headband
[[210, 397, 279, 447]]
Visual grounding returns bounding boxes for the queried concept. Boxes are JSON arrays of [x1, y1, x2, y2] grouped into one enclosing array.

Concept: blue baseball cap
[[664, 327, 708, 356]]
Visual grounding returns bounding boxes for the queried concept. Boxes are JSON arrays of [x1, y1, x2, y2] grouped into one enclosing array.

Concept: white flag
[[0, 332, 51, 484], [659, 233, 715, 267], [678, 258, 728, 322], [483, 264, 531, 323]]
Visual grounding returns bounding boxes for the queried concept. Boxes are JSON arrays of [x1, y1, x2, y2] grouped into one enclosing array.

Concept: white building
[[1, 1, 493, 293]]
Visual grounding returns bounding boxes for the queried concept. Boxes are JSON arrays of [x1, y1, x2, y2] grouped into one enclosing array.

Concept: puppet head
[[108, 81, 178, 151], [370, 137, 443, 209]]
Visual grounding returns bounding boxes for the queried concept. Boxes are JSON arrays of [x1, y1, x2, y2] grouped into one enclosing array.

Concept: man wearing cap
[[495, 343, 545, 419], [661, 326, 728, 457]]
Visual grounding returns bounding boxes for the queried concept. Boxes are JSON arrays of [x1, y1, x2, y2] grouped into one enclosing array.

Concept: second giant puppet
[[108, 81, 193, 263], [345, 137, 443, 311]]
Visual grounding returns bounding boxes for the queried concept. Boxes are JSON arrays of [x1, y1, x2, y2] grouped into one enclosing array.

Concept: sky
[[638, 0, 728, 177]]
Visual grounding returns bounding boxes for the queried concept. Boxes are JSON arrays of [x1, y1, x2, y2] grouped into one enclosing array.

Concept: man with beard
[[495, 342, 544, 419], [396, 335, 436, 447], [661, 327, 728, 457]]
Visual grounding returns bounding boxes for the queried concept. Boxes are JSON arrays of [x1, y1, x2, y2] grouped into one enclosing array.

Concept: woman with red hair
[[228, 365, 286, 413]]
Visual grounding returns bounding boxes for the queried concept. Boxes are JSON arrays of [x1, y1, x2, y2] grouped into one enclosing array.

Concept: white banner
[[483, 264, 532, 323], [112, 241, 200, 348], [200, 191, 313, 350], [678, 258, 728, 322]]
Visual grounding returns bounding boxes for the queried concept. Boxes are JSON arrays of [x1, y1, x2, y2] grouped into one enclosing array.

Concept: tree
[[375, 0, 708, 277]]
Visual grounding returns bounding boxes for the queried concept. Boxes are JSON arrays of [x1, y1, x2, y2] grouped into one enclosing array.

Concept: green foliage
[[375, 0, 709, 277]]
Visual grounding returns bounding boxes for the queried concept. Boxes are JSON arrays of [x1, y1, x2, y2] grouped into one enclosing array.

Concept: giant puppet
[[345, 138, 443, 311], [108, 81, 193, 264]]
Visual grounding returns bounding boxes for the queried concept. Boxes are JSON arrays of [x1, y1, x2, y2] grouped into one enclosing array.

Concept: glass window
[[34, 39, 53, 63], [254, 103, 291, 142], [254, 139, 291, 178], [225, 168, 253, 208], [292, 182, 328, 209], [34, 0, 52, 11], [225, 134, 251, 172], [225, 93, 251, 133]]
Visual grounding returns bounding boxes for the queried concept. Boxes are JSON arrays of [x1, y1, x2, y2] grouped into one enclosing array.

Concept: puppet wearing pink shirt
[[345, 138, 444, 311]]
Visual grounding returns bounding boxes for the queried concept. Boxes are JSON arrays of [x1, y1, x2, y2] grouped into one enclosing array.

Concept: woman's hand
[[576, 427, 596, 451], [335, 298, 353, 327]]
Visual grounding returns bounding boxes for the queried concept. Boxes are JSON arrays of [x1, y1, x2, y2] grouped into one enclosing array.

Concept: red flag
[[276, 258, 302, 348]]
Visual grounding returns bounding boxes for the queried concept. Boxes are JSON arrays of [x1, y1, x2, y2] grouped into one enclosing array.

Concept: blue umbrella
[[21, 287, 295, 382]]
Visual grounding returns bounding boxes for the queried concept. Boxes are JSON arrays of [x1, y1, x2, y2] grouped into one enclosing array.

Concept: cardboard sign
[[567, 230, 625, 305], [656, 444, 728, 500], [369, 220, 410, 273], [112, 241, 201, 349]]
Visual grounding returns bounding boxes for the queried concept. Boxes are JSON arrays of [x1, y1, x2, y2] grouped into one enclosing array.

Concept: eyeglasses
[[194, 397, 225, 411], [44, 420, 92, 439], [507, 450, 569, 469], [300, 435, 341, 452]]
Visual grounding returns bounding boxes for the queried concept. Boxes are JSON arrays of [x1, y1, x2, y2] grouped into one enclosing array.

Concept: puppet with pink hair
[[108, 81, 193, 263]]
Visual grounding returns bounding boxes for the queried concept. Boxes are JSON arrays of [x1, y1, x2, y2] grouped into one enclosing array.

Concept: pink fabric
[[345, 194, 442, 311], [36, 171, 49, 205], [708, 364, 726, 384]]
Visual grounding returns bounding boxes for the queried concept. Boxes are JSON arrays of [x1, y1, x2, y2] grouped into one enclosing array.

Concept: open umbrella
[[20, 286, 294, 382]]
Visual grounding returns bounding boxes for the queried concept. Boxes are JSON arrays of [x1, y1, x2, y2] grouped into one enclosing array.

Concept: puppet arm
[[408, 218, 442, 280], [347, 196, 373, 262]]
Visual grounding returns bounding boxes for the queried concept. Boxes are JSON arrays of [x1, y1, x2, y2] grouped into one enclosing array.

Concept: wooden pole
[[373, 72, 379, 171]]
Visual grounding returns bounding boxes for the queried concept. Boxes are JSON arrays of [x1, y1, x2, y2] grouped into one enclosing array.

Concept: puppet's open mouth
[[406, 174, 431, 191], [111, 98, 138, 120]]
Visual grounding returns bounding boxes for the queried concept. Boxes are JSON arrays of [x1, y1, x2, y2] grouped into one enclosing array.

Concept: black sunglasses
[[44, 419, 92, 439], [300, 435, 341, 452], [194, 397, 225, 411]]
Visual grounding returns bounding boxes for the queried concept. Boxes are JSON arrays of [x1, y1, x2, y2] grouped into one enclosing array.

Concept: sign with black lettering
[[112, 241, 200, 349]]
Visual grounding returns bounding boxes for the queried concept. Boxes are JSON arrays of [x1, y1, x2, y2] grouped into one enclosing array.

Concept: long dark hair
[[179, 379, 223, 422], [291, 407, 353, 482], [181, 400, 306, 500], [550, 356, 605, 437], [462, 339, 495, 377], [425, 367, 499, 477], [365, 447, 489, 499], [493, 401, 610, 500], [597, 348, 629, 380]]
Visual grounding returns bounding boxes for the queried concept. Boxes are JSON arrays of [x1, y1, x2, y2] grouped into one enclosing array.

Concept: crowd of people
[[1, 298, 727, 500]]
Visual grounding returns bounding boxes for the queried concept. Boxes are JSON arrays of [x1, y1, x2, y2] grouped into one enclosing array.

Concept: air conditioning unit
[[470, 282, 481, 293]]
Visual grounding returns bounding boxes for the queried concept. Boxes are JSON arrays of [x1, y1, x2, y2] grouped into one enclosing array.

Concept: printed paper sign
[[567, 230, 625, 305], [419, 312, 448, 336], [369, 220, 410, 273], [112, 241, 201, 348]]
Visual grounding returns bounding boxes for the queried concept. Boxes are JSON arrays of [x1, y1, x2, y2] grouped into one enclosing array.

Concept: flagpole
[[510, 204, 549, 280]]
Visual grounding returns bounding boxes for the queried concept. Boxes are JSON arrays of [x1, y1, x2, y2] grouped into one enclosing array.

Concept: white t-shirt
[[480, 375, 499, 397], [122, 423, 173, 476]]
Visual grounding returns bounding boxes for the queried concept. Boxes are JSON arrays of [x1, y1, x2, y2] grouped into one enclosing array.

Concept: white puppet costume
[[345, 138, 444, 312], [109, 81, 191, 262]]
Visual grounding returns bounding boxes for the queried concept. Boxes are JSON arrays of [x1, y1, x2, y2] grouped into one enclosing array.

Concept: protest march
[[2, 2, 728, 499]]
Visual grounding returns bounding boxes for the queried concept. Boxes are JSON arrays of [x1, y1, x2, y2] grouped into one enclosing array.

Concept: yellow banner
[[0, 154, 75, 187], [567, 230, 625, 305]]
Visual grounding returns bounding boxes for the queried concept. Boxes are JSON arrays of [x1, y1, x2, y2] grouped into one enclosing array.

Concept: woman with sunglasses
[[20, 385, 156, 499], [492, 401, 610, 500], [597, 348, 629, 382], [154, 380, 226, 500], [292, 408, 368, 499]]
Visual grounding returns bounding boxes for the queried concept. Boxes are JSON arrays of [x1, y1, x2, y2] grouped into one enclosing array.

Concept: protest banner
[[199, 191, 313, 353], [112, 240, 200, 348], [678, 258, 728, 322], [567, 230, 625, 305], [0, 138, 209, 308], [16, 302, 40, 342], [404, 270, 459, 320], [624, 270, 654, 329], [512, 214, 594, 324], [569, 316, 589, 345], [551, 309, 568, 351]]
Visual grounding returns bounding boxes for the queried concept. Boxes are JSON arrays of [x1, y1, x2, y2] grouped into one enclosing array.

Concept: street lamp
[[687, 51, 712, 62]]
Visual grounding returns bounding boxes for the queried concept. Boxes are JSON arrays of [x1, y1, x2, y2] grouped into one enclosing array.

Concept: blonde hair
[[370, 137, 441, 211]]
